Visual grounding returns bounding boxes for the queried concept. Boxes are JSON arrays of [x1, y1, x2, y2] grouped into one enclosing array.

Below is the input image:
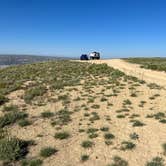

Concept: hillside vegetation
[[0, 60, 166, 166], [125, 57, 166, 72], [0, 55, 72, 66]]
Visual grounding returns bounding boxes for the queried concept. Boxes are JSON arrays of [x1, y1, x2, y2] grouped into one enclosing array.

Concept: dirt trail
[[90, 59, 166, 87]]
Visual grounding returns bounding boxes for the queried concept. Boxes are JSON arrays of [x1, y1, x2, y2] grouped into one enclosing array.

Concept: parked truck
[[89, 52, 100, 60]]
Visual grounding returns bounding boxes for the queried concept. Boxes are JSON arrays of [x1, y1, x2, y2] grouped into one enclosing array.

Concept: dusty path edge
[[84, 59, 166, 88]]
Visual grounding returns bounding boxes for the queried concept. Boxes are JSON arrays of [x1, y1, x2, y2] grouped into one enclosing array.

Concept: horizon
[[0, 0, 166, 58]]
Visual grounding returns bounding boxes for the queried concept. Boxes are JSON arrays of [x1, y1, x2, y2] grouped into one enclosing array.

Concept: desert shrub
[[0, 61, 126, 101], [40, 147, 57, 158], [105, 140, 113, 146], [117, 114, 125, 118], [121, 141, 136, 150], [101, 97, 107, 102], [24, 86, 46, 103], [0, 94, 8, 106], [146, 157, 164, 166], [51, 81, 66, 90], [130, 93, 137, 97], [18, 119, 31, 127], [131, 120, 145, 127], [153, 112, 165, 120], [162, 143, 166, 154], [100, 127, 109, 132], [21, 159, 43, 166], [3, 104, 18, 112], [104, 133, 115, 140], [0, 111, 28, 128], [54, 131, 70, 140], [51, 109, 72, 126], [123, 99, 132, 105], [87, 128, 98, 134], [87, 97, 95, 103], [159, 119, 166, 123], [89, 112, 100, 122], [78, 129, 85, 133], [81, 155, 89, 162], [89, 133, 98, 139], [107, 156, 128, 166], [116, 108, 130, 113], [81, 140, 94, 148], [129, 133, 139, 140], [0, 128, 8, 139], [84, 113, 90, 117], [91, 104, 100, 109], [41, 111, 54, 118], [0, 137, 29, 161], [148, 83, 162, 90], [129, 114, 140, 119], [88, 63, 123, 77], [125, 58, 166, 73], [58, 95, 69, 101]]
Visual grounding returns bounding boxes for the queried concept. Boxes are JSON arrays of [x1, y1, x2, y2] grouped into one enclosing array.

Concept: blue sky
[[0, 0, 165, 58]]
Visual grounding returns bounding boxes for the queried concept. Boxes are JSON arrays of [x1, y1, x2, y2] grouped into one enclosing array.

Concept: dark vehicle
[[80, 54, 89, 60]]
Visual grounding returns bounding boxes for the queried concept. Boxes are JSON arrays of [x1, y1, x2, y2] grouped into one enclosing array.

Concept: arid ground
[[0, 59, 166, 166]]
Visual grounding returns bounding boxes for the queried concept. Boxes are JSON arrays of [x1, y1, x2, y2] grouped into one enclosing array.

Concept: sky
[[0, 0, 166, 58]]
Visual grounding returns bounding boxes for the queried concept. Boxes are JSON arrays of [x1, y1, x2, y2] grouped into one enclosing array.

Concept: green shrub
[[0, 128, 8, 139], [125, 58, 166, 73], [146, 157, 164, 166], [54, 131, 70, 140], [0, 111, 28, 128], [107, 156, 128, 166], [3, 104, 18, 112], [18, 119, 31, 127], [0, 137, 29, 161], [51, 109, 72, 126], [21, 159, 43, 166], [123, 99, 132, 105], [104, 133, 115, 140], [40, 147, 57, 158], [101, 97, 107, 102], [121, 141, 136, 151], [153, 112, 165, 120], [41, 111, 54, 118], [100, 127, 109, 132], [129, 133, 139, 140], [87, 128, 98, 134], [89, 112, 100, 122], [0, 94, 8, 106], [81, 155, 89, 162], [81, 140, 94, 148], [78, 129, 85, 133], [91, 104, 100, 109], [131, 120, 145, 127], [58, 95, 69, 101], [24, 86, 46, 103], [130, 93, 137, 97], [159, 119, 166, 123], [162, 143, 166, 154], [105, 140, 113, 146], [89, 133, 98, 139], [84, 113, 90, 117], [117, 114, 125, 118], [116, 108, 130, 113]]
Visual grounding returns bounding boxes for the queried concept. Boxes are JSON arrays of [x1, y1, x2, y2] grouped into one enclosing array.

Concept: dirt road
[[90, 59, 166, 87]]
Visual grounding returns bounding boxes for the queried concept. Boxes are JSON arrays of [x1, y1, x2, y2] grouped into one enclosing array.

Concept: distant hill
[[0, 54, 75, 66]]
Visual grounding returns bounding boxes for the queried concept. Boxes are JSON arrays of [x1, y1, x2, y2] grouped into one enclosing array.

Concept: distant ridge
[[0, 54, 77, 66]]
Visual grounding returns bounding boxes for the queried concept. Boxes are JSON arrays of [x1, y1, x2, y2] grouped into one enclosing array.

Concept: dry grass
[[0, 60, 166, 166]]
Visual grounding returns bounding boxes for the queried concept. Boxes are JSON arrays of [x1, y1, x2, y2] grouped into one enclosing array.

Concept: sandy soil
[[90, 59, 166, 87], [2, 60, 166, 166]]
